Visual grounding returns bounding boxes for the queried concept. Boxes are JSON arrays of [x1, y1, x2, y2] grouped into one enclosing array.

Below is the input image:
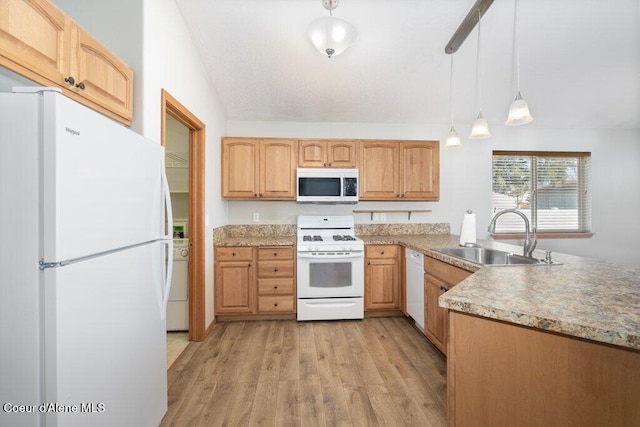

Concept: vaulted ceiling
[[174, 0, 640, 129]]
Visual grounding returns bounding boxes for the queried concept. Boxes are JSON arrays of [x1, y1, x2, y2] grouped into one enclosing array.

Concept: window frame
[[491, 150, 593, 240]]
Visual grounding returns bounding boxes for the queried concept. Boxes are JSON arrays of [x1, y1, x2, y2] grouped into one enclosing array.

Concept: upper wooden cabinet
[[222, 137, 297, 200], [360, 140, 439, 200], [0, 0, 133, 125], [298, 139, 357, 168]]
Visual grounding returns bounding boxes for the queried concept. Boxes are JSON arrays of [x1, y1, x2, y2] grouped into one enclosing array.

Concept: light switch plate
[[253, 213, 259, 222]]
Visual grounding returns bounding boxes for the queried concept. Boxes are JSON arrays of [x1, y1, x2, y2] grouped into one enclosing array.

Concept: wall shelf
[[353, 209, 432, 221]]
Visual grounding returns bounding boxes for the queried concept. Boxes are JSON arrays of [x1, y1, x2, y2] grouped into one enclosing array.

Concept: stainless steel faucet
[[487, 209, 537, 257]]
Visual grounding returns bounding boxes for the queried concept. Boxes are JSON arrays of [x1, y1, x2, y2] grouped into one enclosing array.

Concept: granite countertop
[[214, 236, 296, 247], [363, 234, 640, 351]]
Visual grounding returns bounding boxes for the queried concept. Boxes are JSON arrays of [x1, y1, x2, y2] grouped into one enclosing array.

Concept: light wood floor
[[161, 317, 447, 426]]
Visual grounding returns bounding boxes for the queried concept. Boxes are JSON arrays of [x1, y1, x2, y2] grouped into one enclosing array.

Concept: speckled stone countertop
[[363, 234, 640, 351]]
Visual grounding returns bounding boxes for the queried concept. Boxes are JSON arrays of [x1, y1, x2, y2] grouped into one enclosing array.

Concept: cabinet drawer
[[366, 245, 399, 259], [258, 278, 294, 295], [258, 295, 294, 313], [216, 247, 253, 262], [258, 247, 294, 260], [258, 261, 294, 278], [424, 256, 472, 285]]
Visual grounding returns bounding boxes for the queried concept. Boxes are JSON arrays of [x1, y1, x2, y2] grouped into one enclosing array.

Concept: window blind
[[491, 151, 592, 233]]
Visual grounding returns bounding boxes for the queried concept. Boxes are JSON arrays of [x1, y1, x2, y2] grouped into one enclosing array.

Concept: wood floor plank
[[161, 318, 448, 426], [258, 321, 285, 382], [298, 376, 326, 426], [280, 322, 300, 381], [343, 385, 378, 427], [322, 385, 352, 427], [275, 380, 299, 425], [248, 378, 279, 426]]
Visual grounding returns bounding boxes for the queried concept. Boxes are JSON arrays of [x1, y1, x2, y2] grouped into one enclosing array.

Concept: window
[[492, 151, 592, 235]]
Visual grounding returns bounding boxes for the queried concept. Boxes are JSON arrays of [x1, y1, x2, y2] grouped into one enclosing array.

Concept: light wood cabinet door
[[0, 0, 133, 125], [69, 25, 133, 123], [259, 139, 296, 199], [0, 0, 69, 85], [327, 140, 357, 168], [298, 139, 357, 168], [400, 141, 439, 200], [298, 140, 327, 167], [365, 245, 400, 310], [424, 273, 448, 354], [222, 138, 259, 198], [215, 260, 255, 314], [359, 141, 400, 199]]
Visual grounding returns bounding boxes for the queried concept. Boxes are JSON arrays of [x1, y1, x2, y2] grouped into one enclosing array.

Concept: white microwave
[[296, 168, 359, 203]]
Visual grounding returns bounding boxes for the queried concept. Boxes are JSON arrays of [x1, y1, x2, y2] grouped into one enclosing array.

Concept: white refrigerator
[[0, 88, 172, 426]]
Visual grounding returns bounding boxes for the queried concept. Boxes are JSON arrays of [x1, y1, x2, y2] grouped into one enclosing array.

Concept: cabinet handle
[[64, 76, 75, 85], [367, 261, 371, 265], [274, 285, 279, 290], [323, 163, 327, 166], [274, 268, 278, 272], [397, 194, 401, 198], [232, 252, 236, 256], [259, 193, 263, 197], [328, 163, 332, 166], [381, 251, 385, 255], [75, 82, 85, 90], [273, 252, 278, 256], [254, 194, 258, 197], [400, 193, 405, 198], [274, 303, 278, 307], [248, 263, 252, 267]]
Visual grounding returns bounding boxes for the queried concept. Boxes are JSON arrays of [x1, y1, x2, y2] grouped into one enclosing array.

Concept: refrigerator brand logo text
[[65, 127, 80, 136]]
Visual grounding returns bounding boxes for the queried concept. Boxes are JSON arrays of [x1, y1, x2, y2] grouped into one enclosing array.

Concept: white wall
[[142, 0, 228, 327], [227, 120, 640, 267]]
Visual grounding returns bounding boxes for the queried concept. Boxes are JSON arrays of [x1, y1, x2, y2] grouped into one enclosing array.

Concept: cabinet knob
[[381, 251, 385, 255], [367, 261, 371, 265], [248, 263, 252, 267], [274, 285, 278, 290], [64, 76, 75, 85], [323, 163, 327, 166], [75, 82, 85, 90], [328, 163, 332, 166], [274, 303, 278, 307], [273, 252, 278, 256], [274, 268, 278, 272], [254, 194, 258, 197], [232, 252, 236, 256]]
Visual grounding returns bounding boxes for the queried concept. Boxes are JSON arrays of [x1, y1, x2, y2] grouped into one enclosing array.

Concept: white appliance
[[296, 215, 364, 321], [0, 88, 171, 427], [405, 248, 425, 331], [167, 238, 189, 331], [296, 168, 359, 203]]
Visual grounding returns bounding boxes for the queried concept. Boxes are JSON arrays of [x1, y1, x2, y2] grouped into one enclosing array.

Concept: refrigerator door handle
[[161, 160, 173, 240], [162, 239, 174, 320]]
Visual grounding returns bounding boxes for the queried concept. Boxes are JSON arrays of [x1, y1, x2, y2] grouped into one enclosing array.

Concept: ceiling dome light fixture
[[308, 0, 358, 58], [505, 0, 534, 125], [445, 54, 462, 148], [469, 10, 491, 139]]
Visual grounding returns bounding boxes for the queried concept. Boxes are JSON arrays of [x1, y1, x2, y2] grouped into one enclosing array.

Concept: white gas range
[[296, 215, 364, 321]]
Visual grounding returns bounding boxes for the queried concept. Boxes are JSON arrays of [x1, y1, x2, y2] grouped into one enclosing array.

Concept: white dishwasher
[[405, 248, 425, 331]]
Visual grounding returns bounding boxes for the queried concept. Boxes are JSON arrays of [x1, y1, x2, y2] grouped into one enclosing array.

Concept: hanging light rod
[[444, 0, 495, 54]]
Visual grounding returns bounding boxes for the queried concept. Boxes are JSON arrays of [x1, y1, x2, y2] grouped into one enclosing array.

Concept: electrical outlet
[[253, 213, 259, 222], [380, 213, 387, 221]]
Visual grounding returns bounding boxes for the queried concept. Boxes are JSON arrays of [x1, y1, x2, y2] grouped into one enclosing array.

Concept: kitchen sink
[[434, 247, 544, 266]]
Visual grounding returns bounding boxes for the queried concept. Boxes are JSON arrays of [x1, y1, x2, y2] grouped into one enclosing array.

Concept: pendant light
[[469, 10, 491, 139], [505, 0, 533, 125], [308, 0, 358, 58], [445, 54, 462, 148]]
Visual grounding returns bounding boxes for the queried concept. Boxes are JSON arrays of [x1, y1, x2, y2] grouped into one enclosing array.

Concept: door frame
[[160, 89, 206, 342]]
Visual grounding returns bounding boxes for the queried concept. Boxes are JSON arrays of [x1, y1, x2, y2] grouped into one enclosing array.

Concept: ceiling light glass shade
[[505, 91, 534, 125], [308, 16, 358, 58], [445, 126, 462, 148], [469, 112, 491, 139]]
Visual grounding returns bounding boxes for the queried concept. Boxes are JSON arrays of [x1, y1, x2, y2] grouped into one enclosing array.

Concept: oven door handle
[[297, 252, 364, 259]]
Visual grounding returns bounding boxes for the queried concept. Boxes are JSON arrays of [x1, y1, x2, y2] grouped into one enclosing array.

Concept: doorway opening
[[161, 90, 206, 346]]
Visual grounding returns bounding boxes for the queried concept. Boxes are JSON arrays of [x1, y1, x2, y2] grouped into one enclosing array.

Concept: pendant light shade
[[308, 0, 357, 58], [469, 10, 490, 139], [506, 91, 533, 125], [470, 112, 491, 138], [505, 0, 533, 125], [445, 127, 462, 148], [445, 54, 462, 148]]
